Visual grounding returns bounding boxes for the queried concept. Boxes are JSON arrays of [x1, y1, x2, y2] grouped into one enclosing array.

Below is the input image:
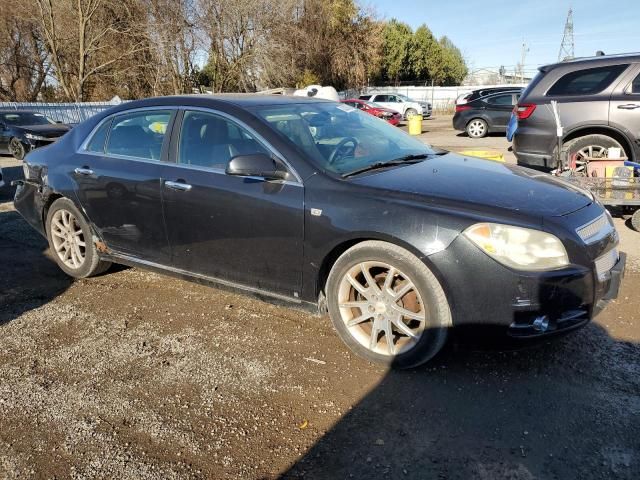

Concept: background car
[[453, 90, 521, 138], [341, 99, 402, 125], [14, 95, 624, 369], [456, 86, 523, 105], [0, 110, 71, 160], [512, 53, 640, 170], [359, 93, 430, 119]]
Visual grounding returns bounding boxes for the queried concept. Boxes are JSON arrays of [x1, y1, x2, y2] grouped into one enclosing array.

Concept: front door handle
[[74, 167, 94, 176], [165, 180, 192, 192], [617, 104, 640, 110]]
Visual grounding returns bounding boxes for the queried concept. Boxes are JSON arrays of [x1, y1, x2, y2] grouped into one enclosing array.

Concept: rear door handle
[[165, 180, 192, 192], [617, 104, 640, 110], [74, 167, 94, 175]]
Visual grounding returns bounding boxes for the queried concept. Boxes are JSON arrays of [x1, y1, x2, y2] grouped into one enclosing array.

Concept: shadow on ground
[[0, 167, 73, 323], [280, 318, 640, 480]]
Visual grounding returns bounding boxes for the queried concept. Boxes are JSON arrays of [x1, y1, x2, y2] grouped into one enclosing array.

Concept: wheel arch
[[562, 126, 635, 161], [465, 116, 490, 130], [314, 234, 452, 306]]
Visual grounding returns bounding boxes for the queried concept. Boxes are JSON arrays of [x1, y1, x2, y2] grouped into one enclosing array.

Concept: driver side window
[[179, 111, 269, 170]]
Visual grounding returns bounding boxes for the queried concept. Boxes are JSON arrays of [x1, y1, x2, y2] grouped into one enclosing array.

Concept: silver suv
[[513, 53, 640, 170]]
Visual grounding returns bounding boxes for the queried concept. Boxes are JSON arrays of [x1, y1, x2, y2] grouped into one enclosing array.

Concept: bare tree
[[33, 0, 149, 101], [142, 0, 201, 95], [0, 0, 50, 101]]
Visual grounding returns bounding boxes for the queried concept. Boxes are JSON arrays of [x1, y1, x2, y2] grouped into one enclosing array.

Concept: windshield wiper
[[342, 153, 430, 178]]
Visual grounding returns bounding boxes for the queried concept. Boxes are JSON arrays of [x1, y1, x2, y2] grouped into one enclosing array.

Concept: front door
[[161, 109, 304, 298], [609, 66, 640, 159], [72, 109, 174, 263]]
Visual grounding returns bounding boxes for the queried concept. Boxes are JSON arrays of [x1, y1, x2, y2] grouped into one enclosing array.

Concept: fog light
[[532, 315, 550, 332]]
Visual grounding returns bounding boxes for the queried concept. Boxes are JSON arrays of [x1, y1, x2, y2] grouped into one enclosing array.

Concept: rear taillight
[[514, 104, 536, 120], [455, 105, 472, 112]]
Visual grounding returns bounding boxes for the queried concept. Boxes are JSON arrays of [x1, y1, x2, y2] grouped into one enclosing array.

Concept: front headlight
[[464, 223, 569, 271], [25, 133, 47, 141]]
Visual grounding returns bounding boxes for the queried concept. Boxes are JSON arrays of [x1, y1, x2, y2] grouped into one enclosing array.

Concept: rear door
[[160, 108, 304, 298], [609, 64, 640, 158], [483, 93, 517, 129], [72, 109, 175, 263]]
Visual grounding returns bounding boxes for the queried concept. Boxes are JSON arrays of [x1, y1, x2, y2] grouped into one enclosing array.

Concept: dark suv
[[513, 53, 640, 170]]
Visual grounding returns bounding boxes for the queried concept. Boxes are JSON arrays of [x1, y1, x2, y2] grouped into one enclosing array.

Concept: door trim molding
[[104, 252, 302, 304]]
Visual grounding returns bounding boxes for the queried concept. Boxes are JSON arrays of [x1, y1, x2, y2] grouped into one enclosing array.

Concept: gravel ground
[[0, 116, 638, 479]]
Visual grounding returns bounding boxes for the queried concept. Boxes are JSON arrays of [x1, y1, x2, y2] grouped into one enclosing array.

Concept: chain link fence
[[0, 100, 123, 124]]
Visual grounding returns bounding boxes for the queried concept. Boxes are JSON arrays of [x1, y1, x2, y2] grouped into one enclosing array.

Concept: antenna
[[558, 8, 575, 62]]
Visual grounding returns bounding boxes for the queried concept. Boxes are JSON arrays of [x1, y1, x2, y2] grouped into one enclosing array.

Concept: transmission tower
[[558, 8, 575, 62]]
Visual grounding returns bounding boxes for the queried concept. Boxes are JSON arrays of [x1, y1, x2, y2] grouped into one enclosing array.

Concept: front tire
[[466, 118, 488, 138], [9, 138, 26, 160], [45, 198, 111, 278], [404, 108, 418, 119], [326, 241, 451, 369]]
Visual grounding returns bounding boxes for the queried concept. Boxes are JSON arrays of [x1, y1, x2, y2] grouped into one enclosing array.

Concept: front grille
[[595, 248, 619, 281], [576, 213, 612, 243]]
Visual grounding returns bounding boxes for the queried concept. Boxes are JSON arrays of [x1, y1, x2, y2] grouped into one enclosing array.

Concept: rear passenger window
[[547, 64, 629, 96], [86, 119, 111, 153], [486, 94, 514, 105], [179, 111, 268, 170], [106, 110, 171, 160], [631, 74, 640, 94]]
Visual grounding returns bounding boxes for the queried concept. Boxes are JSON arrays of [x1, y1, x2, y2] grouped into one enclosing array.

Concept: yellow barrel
[[458, 150, 505, 162], [408, 115, 422, 135]]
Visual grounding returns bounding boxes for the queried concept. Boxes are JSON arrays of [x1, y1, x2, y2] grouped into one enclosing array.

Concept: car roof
[[121, 94, 333, 110], [540, 52, 640, 72]]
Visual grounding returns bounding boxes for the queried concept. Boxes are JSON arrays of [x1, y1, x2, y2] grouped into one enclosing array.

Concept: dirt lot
[[0, 116, 638, 480]]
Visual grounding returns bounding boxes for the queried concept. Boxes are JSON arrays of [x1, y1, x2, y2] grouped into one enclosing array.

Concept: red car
[[341, 99, 402, 126]]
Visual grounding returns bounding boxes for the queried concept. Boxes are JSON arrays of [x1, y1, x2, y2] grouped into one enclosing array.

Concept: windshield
[[1, 112, 55, 126], [253, 102, 434, 175]]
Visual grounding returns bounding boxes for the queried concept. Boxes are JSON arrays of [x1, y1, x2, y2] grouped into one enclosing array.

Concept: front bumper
[[428, 235, 625, 340]]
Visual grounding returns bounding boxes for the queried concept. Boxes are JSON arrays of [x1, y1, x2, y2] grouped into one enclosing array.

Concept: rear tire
[[326, 241, 451, 369], [562, 134, 626, 175], [45, 197, 111, 278], [466, 118, 488, 138], [632, 209, 640, 232]]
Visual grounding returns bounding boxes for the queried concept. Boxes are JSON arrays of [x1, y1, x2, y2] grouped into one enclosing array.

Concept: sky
[[367, 0, 640, 77]]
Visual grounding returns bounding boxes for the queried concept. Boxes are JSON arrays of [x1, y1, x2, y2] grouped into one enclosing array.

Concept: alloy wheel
[[467, 120, 487, 138], [9, 138, 26, 160], [50, 209, 86, 269], [337, 261, 427, 356], [572, 145, 608, 176]]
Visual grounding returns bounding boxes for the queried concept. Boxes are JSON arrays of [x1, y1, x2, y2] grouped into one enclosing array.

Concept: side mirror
[[225, 154, 288, 180]]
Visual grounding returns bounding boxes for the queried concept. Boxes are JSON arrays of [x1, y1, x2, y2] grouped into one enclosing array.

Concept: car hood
[[15, 124, 71, 137], [351, 152, 592, 217]]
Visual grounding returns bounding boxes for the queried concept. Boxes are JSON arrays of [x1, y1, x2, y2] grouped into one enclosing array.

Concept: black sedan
[[14, 95, 625, 368], [453, 90, 522, 138], [0, 110, 71, 160]]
